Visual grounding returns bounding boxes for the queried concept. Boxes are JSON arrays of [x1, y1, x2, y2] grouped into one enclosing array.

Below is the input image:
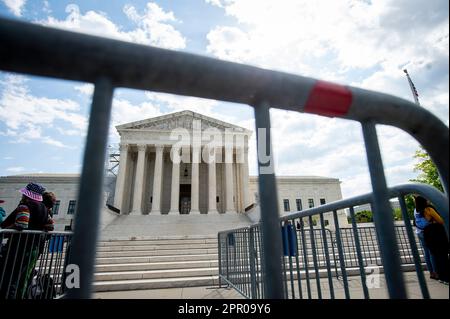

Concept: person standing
[[414, 195, 448, 284], [0, 182, 50, 298], [0, 200, 5, 224], [42, 192, 56, 231]]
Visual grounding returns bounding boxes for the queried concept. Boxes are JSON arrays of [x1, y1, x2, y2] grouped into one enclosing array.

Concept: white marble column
[[225, 146, 235, 213], [241, 147, 250, 210], [169, 147, 181, 214], [208, 146, 218, 214], [151, 145, 164, 214], [190, 146, 200, 214], [131, 144, 147, 215], [114, 143, 129, 213]]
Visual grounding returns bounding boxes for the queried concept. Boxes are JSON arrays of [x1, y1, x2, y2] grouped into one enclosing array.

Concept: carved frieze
[[130, 115, 236, 132]]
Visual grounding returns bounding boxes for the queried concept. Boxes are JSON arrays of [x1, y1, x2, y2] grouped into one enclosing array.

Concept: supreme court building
[[0, 110, 347, 228], [113, 110, 253, 215], [111, 111, 345, 221]]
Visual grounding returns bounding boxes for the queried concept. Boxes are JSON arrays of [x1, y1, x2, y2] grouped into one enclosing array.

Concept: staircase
[[92, 224, 424, 293], [93, 236, 220, 292]]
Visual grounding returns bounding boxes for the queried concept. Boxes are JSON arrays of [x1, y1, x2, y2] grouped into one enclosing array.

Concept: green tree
[[402, 146, 444, 219], [404, 195, 415, 219], [393, 208, 404, 221], [353, 210, 373, 223], [410, 146, 443, 192]]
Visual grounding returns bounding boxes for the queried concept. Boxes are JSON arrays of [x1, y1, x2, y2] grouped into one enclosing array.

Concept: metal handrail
[[0, 229, 73, 299], [281, 183, 448, 234], [218, 183, 446, 299], [0, 17, 447, 193], [1, 17, 448, 299], [220, 183, 448, 235], [0, 229, 73, 236]]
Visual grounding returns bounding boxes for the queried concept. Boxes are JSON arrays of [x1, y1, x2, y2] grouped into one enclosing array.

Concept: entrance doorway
[[179, 184, 191, 214]]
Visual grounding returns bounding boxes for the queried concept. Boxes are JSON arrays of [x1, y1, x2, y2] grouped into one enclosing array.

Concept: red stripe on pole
[[304, 80, 352, 117]]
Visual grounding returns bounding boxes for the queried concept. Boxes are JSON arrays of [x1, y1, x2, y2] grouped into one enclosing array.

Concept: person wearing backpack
[[414, 195, 449, 285]]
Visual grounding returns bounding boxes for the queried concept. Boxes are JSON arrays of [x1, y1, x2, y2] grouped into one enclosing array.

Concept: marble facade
[[113, 111, 252, 215]]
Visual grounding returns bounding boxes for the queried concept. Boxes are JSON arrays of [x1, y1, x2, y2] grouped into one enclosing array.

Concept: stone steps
[[96, 260, 218, 272], [96, 243, 217, 252], [96, 248, 218, 258], [97, 238, 217, 247], [92, 234, 424, 292], [93, 236, 219, 292], [95, 267, 218, 281], [96, 254, 215, 264], [93, 276, 219, 292]]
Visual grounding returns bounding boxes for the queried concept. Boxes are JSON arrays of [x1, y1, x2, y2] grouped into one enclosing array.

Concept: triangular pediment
[[116, 110, 251, 133]]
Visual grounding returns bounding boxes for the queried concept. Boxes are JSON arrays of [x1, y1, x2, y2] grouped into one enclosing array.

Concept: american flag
[[403, 69, 420, 104]]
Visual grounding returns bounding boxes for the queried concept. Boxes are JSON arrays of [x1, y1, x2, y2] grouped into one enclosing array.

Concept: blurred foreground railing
[[1, 17, 448, 298], [218, 183, 448, 299], [0, 230, 73, 299]]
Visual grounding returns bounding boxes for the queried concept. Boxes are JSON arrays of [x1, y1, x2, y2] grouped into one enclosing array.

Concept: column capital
[[119, 143, 129, 152], [137, 144, 147, 152], [237, 146, 249, 154], [155, 144, 164, 152]]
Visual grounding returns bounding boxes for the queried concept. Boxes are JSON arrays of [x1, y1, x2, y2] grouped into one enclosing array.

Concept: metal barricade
[[0, 229, 73, 299], [0, 17, 448, 298], [218, 183, 448, 299]]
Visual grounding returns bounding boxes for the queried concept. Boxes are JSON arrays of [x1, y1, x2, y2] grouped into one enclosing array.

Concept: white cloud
[[144, 92, 220, 116], [110, 91, 226, 140], [42, 136, 74, 149], [112, 98, 161, 127], [74, 83, 94, 96], [56, 127, 83, 136], [205, 0, 448, 197], [3, 156, 14, 160], [43, 0, 51, 14], [2, 0, 26, 16], [0, 74, 87, 147], [40, 3, 186, 50], [205, 0, 224, 8], [206, 0, 449, 86], [6, 166, 25, 173]]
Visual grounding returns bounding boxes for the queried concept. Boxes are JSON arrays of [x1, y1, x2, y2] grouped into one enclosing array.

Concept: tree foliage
[[353, 210, 373, 223], [410, 146, 443, 192]]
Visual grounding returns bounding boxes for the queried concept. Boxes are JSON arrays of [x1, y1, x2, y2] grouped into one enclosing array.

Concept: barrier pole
[[361, 121, 407, 298], [65, 78, 114, 298], [253, 101, 284, 299]]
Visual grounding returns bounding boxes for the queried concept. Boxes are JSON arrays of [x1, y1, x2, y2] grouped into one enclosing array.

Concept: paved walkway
[[93, 272, 448, 299], [94, 285, 243, 299]]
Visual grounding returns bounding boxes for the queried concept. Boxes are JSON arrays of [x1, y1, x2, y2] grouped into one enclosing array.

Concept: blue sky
[[0, 0, 448, 198]]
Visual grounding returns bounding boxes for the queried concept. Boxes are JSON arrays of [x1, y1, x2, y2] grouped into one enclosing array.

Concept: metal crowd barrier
[[218, 183, 448, 299], [0, 17, 448, 298], [0, 229, 73, 299]]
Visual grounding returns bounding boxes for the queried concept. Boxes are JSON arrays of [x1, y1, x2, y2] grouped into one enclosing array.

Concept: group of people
[[414, 195, 449, 285], [0, 182, 58, 299]]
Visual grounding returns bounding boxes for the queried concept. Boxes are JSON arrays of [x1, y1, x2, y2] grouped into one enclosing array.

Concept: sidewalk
[[93, 272, 449, 299], [94, 285, 243, 299]]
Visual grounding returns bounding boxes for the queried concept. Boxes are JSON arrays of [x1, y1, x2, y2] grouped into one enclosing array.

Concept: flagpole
[[403, 69, 420, 106]]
